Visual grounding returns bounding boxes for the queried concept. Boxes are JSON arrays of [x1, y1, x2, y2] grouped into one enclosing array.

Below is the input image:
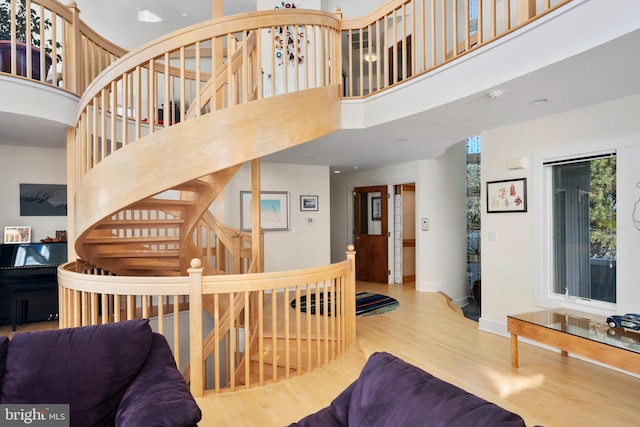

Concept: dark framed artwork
[[20, 183, 67, 216], [486, 178, 527, 213], [371, 196, 382, 220], [300, 195, 318, 211]]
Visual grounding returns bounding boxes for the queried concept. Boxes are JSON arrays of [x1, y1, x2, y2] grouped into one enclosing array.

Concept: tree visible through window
[[550, 155, 616, 303], [466, 136, 481, 296]]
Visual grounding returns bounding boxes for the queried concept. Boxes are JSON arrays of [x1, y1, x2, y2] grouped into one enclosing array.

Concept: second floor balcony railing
[[0, 0, 125, 94], [341, 0, 572, 97], [1, 0, 573, 100]]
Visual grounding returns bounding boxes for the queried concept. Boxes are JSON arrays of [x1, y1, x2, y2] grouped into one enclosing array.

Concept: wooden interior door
[[354, 185, 388, 283]]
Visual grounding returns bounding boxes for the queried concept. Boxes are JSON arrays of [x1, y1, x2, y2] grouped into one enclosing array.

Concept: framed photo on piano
[[3, 226, 31, 244]]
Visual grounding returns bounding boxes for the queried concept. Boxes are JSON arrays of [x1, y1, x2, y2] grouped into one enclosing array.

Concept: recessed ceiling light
[[333, 170, 341, 174], [530, 98, 549, 105], [137, 9, 163, 23]]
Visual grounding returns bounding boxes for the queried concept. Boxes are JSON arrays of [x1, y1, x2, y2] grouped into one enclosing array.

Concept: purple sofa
[[291, 352, 526, 427], [0, 319, 201, 427]]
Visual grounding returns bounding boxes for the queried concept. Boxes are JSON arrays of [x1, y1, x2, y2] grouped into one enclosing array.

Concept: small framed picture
[[4, 226, 31, 244], [371, 197, 382, 220], [300, 195, 318, 211], [240, 191, 289, 231], [487, 178, 527, 213]]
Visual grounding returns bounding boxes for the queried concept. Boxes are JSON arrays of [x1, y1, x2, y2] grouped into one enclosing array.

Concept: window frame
[[534, 150, 617, 315]]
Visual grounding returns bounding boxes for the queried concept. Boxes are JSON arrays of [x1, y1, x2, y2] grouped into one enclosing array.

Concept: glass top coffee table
[[507, 308, 640, 374]]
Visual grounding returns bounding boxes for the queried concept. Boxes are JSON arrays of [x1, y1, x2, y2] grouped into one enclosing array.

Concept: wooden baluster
[[173, 296, 180, 371], [517, 0, 536, 24], [271, 287, 278, 382], [284, 286, 290, 378], [295, 285, 302, 375], [347, 29, 353, 96], [213, 292, 220, 392], [187, 259, 204, 397], [478, 0, 484, 45], [258, 290, 264, 386], [243, 291, 250, 388]]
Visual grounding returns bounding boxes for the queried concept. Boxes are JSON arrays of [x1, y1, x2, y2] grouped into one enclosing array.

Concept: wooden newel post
[[188, 258, 205, 397], [346, 244, 356, 342], [332, 7, 342, 22], [332, 7, 343, 86], [65, 1, 82, 95]]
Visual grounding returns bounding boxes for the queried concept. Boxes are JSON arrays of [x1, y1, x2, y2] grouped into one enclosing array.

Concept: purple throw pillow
[[1, 319, 153, 427]]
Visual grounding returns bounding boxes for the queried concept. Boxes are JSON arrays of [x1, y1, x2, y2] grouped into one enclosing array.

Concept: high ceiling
[[2, 1, 639, 175], [73, 0, 258, 50]]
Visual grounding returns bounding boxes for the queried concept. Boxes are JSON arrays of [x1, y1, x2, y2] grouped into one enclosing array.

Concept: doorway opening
[[394, 184, 415, 286]]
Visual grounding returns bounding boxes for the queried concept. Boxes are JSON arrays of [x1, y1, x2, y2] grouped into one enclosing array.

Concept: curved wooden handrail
[[77, 21, 127, 60], [77, 9, 341, 122], [58, 247, 356, 395]]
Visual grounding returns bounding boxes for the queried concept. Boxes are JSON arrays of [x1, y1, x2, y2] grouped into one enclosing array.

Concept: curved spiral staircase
[[71, 10, 342, 278], [60, 12, 346, 390]]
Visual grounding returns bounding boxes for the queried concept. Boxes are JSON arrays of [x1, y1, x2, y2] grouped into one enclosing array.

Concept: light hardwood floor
[[3, 283, 639, 426], [196, 282, 640, 427]]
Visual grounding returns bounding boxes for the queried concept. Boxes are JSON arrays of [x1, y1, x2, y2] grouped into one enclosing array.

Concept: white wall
[[416, 142, 467, 303], [480, 93, 640, 335], [259, 0, 321, 11], [0, 145, 68, 243], [330, 141, 467, 304], [221, 162, 331, 272], [323, 1, 388, 17]]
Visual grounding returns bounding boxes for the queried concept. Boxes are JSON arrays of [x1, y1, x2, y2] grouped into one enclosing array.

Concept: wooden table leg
[[511, 333, 519, 368]]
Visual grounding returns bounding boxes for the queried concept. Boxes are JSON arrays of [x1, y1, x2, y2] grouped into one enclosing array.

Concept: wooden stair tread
[[99, 219, 184, 227], [172, 179, 210, 192], [115, 258, 180, 268], [136, 198, 194, 207], [83, 235, 181, 244], [97, 250, 180, 258]]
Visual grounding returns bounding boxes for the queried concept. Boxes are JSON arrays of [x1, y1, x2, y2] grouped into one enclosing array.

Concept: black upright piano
[[0, 242, 67, 330]]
